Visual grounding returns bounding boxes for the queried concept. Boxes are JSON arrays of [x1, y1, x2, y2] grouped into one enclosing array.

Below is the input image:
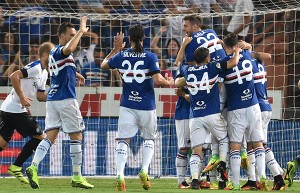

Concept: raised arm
[[251, 52, 271, 61], [175, 36, 192, 67], [101, 32, 125, 70], [63, 16, 89, 55], [151, 26, 167, 57], [226, 47, 242, 69]]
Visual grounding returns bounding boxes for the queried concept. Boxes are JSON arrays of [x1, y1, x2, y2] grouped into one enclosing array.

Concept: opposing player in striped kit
[[101, 25, 174, 191], [26, 16, 94, 189]]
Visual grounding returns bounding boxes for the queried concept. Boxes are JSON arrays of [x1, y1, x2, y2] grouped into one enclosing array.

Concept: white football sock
[[176, 151, 188, 185], [265, 147, 280, 176], [32, 138, 52, 168], [141, 140, 154, 172], [230, 150, 241, 186], [70, 140, 82, 176], [219, 137, 229, 162], [116, 141, 128, 178], [255, 147, 266, 178], [247, 149, 256, 181]]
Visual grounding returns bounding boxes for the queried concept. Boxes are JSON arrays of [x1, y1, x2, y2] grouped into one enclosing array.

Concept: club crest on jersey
[[33, 82, 38, 89], [194, 100, 206, 110]]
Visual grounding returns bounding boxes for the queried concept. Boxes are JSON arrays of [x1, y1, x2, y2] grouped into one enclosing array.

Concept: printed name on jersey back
[[123, 52, 146, 58], [188, 65, 208, 71], [193, 30, 206, 38]]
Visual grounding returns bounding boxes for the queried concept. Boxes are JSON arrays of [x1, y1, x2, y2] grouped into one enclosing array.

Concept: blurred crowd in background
[[0, 0, 299, 89]]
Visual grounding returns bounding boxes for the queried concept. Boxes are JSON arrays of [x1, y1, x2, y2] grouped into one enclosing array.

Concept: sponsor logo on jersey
[[128, 91, 142, 102], [241, 89, 252, 101], [194, 100, 206, 110]]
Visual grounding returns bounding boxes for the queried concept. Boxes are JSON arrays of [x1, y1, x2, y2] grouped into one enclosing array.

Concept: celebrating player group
[[1, 14, 297, 192]]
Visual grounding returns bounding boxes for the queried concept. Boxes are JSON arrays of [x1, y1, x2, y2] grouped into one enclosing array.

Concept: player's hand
[[156, 26, 168, 36], [76, 73, 85, 86], [166, 77, 174, 87], [113, 32, 125, 51], [79, 16, 89, 33], [20, 96, 33, 108], [235, 47, 242, 54], [298, 80, 300, 89], [182, 35, 192, 46]]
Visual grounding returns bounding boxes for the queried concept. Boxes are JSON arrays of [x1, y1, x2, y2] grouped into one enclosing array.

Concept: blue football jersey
[[108, 48, 160, 110], [253, 59, 272, 112], [174, 63, 191, 120], [185, 29, 226, 62], [47, 45, 77, 101], [183, 61, 225, 118], [223, 50, 258, 111]]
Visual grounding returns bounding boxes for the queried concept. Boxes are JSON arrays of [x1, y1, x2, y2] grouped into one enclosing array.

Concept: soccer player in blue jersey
[[175, 45, 241, 189], [101, 25, 174, 191], [221, 33, 269, 191], [173, 36, 193, 189], [0, 42, 53, 184], [252, 55, 286, 190], [182, 15, 229, 188], [26, 16, 94, 189], [182, 15, 226, 63], [237, 41, 286, 190]]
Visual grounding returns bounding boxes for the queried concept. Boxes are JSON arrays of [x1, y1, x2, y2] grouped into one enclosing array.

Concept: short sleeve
[[38, 69, 48, 92], [108, 52, 122, 69], [148, 53, 160, 75], [22, 64, 40, 78]]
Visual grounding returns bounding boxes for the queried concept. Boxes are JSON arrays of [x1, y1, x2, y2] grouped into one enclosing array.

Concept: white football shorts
[[227, 104, 264, 143], [116, 106, 158, 140], [175, 119, 191, 149], [261, 111, 272, 144], [45, 99, 85, 133], [190, 113, 227, 149]]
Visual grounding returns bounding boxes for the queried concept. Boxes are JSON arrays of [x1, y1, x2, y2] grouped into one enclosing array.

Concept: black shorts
[[0, 111, 43, 143]]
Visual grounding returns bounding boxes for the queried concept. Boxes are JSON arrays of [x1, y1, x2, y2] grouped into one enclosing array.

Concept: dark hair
[[129, 25, 144, 53], [57, 22, 74, 37], [183, 15, 202, 28], [30, 37, 40, 45], [166, 38, 180, 49], [194, 47, 209, 64], [223, 33, 239, 48]]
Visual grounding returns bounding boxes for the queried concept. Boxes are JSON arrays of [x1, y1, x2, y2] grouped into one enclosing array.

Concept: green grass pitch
[[0, 177, 299, 193]]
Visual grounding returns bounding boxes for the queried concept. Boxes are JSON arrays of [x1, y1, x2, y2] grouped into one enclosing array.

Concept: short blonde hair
[[38, 42, 54, 58]]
